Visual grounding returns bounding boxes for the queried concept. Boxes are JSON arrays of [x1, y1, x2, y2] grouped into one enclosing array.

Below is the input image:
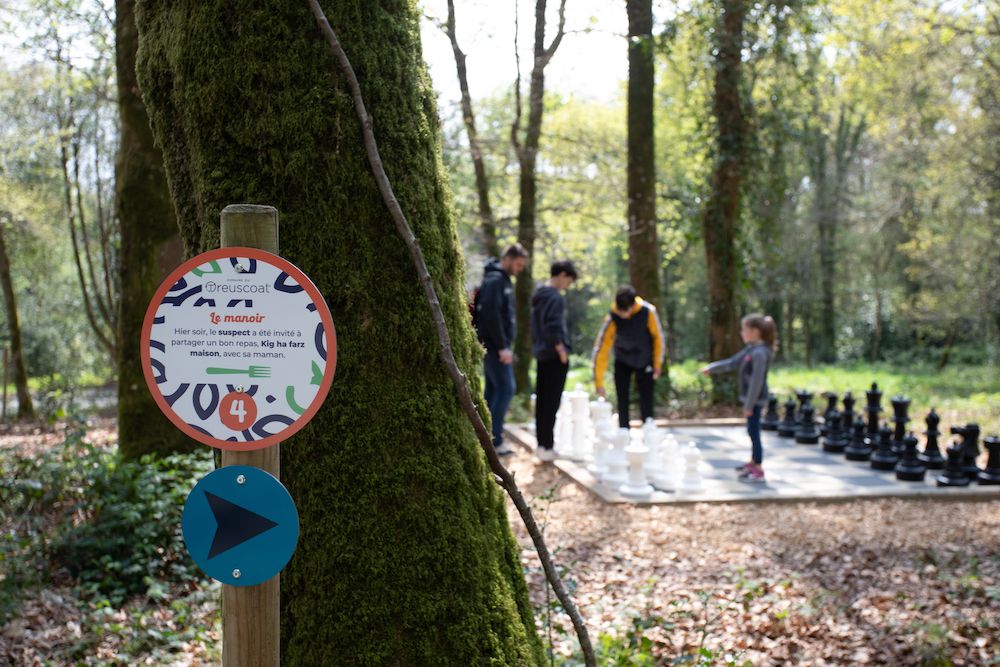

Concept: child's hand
[[699, 366, 710, 376], [744, 409, 753, 417]]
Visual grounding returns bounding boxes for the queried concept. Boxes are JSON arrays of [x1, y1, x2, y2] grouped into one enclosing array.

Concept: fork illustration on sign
[[206, 365, 272, 378]]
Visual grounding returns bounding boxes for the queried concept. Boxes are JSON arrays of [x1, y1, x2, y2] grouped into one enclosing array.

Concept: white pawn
[[588, 420, 613, 477], [652, 433, 680, 491], [681, 442, 703, 492], [620, 436, 654, 498], [642, 419, 662, 480], [602, 428, 630, 487]]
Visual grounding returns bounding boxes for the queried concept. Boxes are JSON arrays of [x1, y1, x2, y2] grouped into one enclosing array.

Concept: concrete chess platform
[[504, 423, 1000, 505]]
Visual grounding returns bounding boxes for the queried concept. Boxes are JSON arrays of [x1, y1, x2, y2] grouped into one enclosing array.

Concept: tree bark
[[0, 222, 34, 419], [626, 0, 660, 311], [444, 0, 499, 258], [135, 1, 545, 663], [702, 0, 747, 402], [512, 0, 566, 395], [115, 0, 191, 461]]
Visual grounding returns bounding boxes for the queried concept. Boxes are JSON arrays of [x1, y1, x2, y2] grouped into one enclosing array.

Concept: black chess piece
[[870, 424, 899, 471], [951, 423, 982, 477], [864, 382, 883, 446], [895, 432, 926, 481], [918, 409, 945, 470], [822, 408, 847, 453], [845, 418, 872, 461], [761, 394, 780, 431], [795, 404, 820, 444], [890, 395, 911, 455], [777, 398, 797, 438], [820, 392, 839, 437], [841, 392, 856, 431], [795, 390, 814, 425], [979, 436, 1000, 485], [936, 445, 971, 487]]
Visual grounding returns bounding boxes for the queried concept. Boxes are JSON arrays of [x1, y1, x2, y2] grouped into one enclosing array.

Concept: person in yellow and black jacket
[[592, 286, 666, 428]]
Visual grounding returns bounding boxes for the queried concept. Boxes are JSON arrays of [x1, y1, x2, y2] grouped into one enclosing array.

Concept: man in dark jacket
[[530, 260, 578, 461], [474, 244, 528, 456]]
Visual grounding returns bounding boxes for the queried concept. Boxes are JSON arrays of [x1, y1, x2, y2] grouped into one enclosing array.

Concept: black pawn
[[777, 398, 797, 438], [761, 395, 780, 431], [895, 433, 926, 482], [889, 395, 911, 455], [822, 409, 846, 453], [795, 389, 814, 425], [936, 446, 971, 487], [820, 392, 839, 437], [845, 418, 872, 461], [841, 392, 856, 432], [951, 423, 982, 477], [870, 425, 899, 471], [918, 409, 945, 470], [978, 436, 1000, 485], [795, 404, 820, 444]]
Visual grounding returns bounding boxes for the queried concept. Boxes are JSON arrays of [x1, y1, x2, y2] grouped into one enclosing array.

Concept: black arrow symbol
[[205, 491, 279, 559]]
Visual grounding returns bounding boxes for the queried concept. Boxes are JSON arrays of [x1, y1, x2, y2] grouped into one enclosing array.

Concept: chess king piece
[[918, 408, 946, 470], [870, 424, 900, 471], [794, 403, 820, 444], [895, 432, 927, 481], [844, 417, 872, 461], [777, 398, 798, 438], [820, 391, 839, 437], [761, 394, 780, 431], [979, 436, 1000, 485], [795, 389, 814, 425], [822, 408, 847, 453], [889, 395, 911, 455], [864, 382, 883, 446], [936, 445, 971, 487]]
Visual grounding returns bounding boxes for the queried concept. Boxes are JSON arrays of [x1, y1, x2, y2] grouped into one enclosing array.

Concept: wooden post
[[219, 204, 280, 667]]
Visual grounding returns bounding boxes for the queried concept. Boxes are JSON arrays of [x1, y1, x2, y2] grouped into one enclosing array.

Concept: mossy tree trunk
[[0, 220, 34, 420], [115, 0, 190, 460], [134, 1, 544, 664], [702, 0, 747, 402]]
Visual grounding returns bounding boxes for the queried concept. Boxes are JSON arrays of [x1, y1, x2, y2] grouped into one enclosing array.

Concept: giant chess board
[[504, 422, 1000, 505]]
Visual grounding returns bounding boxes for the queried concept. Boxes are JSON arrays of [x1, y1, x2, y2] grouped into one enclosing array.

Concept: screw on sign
[[140, 247, 337, 450]]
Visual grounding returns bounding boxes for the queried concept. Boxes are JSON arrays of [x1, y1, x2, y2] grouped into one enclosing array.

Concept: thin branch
[[305, 3, 595, 664], [540, 0, 567, 66], [92, 107, 116, 324], [71, 127, 113, 330], [511, 0, 524, 155]]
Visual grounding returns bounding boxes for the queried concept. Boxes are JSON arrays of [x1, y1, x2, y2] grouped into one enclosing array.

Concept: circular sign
[[141, 247, 336, 450], [182, 465, 299, 587]]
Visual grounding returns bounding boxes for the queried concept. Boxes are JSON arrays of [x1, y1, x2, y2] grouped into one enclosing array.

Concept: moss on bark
[[134, 1, 544, 663]]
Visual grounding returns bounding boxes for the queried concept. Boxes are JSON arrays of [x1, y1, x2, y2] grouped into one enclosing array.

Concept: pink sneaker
[[738, 465, 765, 483]]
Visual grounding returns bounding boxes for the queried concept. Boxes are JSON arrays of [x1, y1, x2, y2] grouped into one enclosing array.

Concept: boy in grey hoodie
[[700, 314, 777, 482]]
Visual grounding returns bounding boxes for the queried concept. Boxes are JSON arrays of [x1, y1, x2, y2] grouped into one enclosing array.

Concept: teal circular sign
[[182, 465, 299, 587]]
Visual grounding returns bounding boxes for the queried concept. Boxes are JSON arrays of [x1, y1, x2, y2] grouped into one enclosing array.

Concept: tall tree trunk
[[702, 0, 747, 402], [135, 1, 544, 663], [0, 222, 34, 419], [444, 0, 499, 258], [512, 0, 566, 395], [626, 0, 660, 310], [115, 0, 191, 460]]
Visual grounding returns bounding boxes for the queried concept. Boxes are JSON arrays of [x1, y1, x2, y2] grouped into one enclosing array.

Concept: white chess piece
[[681, 442, 703, 492], [554, 392, 572, 452], [587, 409, 614, 477], [568, 388, 591, 461], [619, 436, 654, 498], [652, 433, 680, 491], [642, 419, 662, 480], [602, 428, 630, 487]]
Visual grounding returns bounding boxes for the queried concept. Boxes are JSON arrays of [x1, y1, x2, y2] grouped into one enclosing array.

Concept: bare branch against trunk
[[626, 0, 661, 312], [512, 0, 568, 395], [306, 2, 595, 663], [0, 219, 35, 419], [702, 0, 748, 401], [444, 0, 499, 257]]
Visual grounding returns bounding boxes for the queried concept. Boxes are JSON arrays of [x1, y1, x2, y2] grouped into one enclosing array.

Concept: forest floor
[[1, 418, 999, 666]]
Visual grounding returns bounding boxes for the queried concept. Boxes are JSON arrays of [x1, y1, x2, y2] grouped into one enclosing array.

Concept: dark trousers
[[747, 405, 763, 464], [614, 360, 654, 428], [534, 358, 569, 449], [484, 352, 515, 448]]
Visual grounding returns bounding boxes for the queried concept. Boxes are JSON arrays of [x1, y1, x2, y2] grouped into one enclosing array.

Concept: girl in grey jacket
[[700, 314, 777, 482]]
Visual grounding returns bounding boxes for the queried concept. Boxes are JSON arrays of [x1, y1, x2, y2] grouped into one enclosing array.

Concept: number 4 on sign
[[220, 392, 258, 431]]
